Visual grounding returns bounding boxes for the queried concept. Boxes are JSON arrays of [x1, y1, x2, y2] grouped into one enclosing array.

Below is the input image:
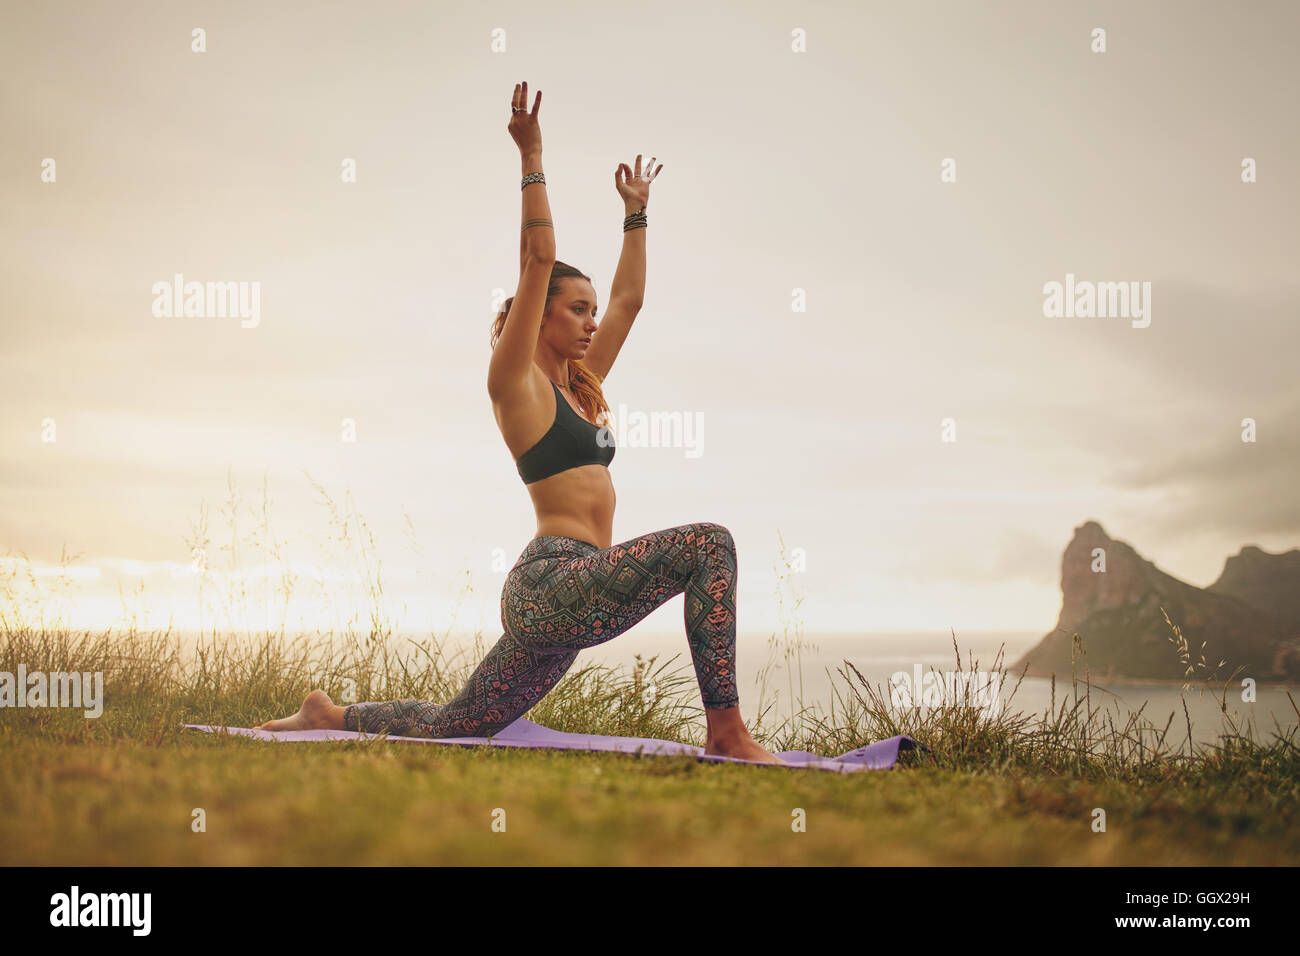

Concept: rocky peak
[[1055, 521, 1166, 635], [1209, 544, 1300, 624], [1013, 522, 1299, 682]]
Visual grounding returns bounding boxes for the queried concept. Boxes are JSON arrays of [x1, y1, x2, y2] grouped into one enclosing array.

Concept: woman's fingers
[[617, 156, 664, 183], [511, 82, 540, 116], [521, 81, 540, 117]]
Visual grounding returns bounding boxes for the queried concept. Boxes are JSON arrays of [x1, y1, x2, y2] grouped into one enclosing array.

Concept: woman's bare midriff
[[527, 464, 616, 549], [492, 366, 617, 549]]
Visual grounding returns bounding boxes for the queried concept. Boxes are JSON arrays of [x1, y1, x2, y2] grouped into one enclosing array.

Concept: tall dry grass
[[2, 474, 1296, 787]]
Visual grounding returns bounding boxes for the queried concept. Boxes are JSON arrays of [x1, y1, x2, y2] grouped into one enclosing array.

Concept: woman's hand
[[615, 154, 662, 208], [509, 81, 543, 155]]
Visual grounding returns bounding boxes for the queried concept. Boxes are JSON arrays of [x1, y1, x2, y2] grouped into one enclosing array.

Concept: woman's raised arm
[[488, 82, 556, 400]]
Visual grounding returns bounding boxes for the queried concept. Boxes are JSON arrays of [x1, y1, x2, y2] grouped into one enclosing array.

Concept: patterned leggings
[[343, 522, 741, 738]]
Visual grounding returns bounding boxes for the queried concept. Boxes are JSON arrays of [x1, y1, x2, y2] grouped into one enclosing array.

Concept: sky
[[2, 0, 1297, 641]]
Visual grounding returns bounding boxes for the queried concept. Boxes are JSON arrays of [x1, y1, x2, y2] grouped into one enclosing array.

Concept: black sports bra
[[515, 380, 616, 484]]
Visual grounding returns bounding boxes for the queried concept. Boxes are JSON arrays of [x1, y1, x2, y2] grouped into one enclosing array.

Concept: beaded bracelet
[[521, 172, 546, 189]]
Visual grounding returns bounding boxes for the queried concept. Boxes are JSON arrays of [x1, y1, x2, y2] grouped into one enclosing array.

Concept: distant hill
[[1208, 545, 1300, 625], [1012, 521, 1300, 682]]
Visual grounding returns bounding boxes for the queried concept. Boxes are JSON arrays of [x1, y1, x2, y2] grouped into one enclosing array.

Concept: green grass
[[2, 476, 1298, 865], [5, 731, 1297, 866], [1, 620, 1295, 865]]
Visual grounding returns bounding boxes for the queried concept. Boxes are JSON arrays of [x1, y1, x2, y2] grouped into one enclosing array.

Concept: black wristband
[[623, 206, 647, 232]]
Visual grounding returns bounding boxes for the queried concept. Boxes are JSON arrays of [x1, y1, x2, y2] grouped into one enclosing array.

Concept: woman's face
[[542, 278, 599, 359]]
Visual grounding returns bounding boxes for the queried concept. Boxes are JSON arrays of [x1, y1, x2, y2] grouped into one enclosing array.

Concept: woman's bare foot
[[702, 704, 785, 764], [259, 689, 345, 731], [705, 733, 786, 765]]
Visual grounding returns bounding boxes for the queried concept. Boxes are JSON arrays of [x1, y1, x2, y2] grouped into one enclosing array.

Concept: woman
[[262, 81, 782, 764]]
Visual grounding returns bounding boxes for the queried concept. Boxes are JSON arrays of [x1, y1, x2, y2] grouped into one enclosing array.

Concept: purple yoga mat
[[184, 718, 924, 772]]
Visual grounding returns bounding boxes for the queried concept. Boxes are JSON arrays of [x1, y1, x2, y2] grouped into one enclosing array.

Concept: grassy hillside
[[1, 621, 1296, 865], [3, 486, 1296, 865]]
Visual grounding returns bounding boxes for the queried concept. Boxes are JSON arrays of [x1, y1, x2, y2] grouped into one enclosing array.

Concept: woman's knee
[[691, 521, 736, 558]]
